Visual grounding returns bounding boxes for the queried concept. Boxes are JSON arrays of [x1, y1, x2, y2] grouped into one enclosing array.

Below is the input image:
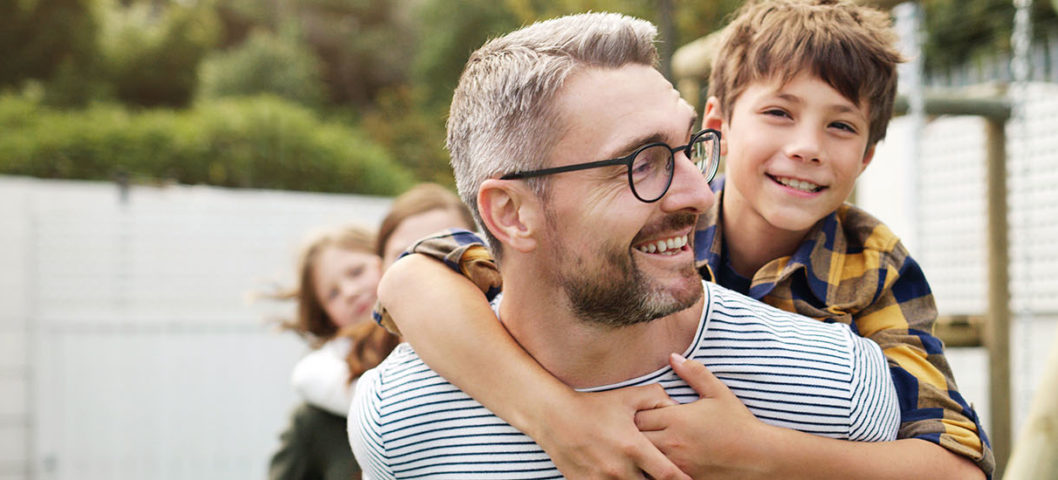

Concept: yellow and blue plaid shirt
[[696, 183, 992, 476], [374, 183, 993, 477]]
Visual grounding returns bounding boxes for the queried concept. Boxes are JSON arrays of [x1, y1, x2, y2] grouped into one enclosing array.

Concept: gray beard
[[551, 233, 701, 329]]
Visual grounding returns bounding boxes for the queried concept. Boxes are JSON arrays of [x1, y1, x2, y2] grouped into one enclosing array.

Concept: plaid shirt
[[697, 184, 993, 476], [374, 187, 994, 476]]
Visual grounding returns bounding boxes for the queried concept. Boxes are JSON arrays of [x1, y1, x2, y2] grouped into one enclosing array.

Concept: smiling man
[[347, 13, 900, 479]]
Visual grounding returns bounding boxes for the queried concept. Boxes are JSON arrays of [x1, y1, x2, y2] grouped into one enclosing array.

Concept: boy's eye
[[762, 108, 790, 118], [347, 265, 365, 278], [830, 121, 858, 134]]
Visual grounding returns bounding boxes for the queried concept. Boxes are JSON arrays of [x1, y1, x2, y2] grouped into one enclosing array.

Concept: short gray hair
[[446, 12, 659, 258]]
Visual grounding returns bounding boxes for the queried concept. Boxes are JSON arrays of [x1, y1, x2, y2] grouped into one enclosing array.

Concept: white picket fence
[[0, 176, 391, 480]]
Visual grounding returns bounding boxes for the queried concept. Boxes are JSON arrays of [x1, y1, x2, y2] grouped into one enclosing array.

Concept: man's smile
[[633, 233, 689, 255]]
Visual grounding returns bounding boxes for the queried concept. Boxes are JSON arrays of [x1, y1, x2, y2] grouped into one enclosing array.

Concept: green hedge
[[0, 94, 414, 195]]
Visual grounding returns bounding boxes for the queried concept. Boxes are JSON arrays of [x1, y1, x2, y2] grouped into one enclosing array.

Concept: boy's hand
[[535, 385, 691, 480], [636, 354, 773, 479]]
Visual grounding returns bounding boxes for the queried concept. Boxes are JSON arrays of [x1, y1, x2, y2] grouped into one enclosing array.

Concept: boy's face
[[706, 71, 875, 237]]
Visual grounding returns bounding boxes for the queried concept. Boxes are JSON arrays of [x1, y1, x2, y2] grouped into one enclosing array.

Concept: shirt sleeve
[[290, 339, 356, 416], [854, 246, 994, 477], [347, 366, 393, 480], [373, 229, 502, 335], [846, 332, 900, 442]]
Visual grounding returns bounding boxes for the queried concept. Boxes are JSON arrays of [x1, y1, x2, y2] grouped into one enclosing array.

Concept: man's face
[[536, 64, 714, 327], [720, 71, 874, 237]]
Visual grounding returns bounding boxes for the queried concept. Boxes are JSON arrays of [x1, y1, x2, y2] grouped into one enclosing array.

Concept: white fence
[[0, 176, 391, 480], [860, 81, 1058, 446]]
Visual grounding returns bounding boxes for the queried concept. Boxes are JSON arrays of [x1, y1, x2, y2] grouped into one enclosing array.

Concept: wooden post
[[985, 119, 1011, 475], [1004, 329, 1058, 479]]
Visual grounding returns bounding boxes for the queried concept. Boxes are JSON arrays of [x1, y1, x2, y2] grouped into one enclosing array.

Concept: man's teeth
[[776, 176, 822, 192], [635, 234, 688, 254]]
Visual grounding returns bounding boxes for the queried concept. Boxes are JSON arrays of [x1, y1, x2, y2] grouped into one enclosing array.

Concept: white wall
[[858, 82, 1058, 452], [0, 176, 392, 480]]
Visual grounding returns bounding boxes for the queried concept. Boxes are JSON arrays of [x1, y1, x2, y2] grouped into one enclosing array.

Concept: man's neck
[[497, 269, 703, 390]]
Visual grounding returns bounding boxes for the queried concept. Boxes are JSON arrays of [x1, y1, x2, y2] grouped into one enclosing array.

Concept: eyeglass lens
[[630, 133, 718, 202]]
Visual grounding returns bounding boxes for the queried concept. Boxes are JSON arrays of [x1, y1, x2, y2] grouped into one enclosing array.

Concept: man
[[348, 13, 899, 479]]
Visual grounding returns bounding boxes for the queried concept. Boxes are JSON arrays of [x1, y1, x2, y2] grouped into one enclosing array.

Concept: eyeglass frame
[[499, 128, 722, 203]]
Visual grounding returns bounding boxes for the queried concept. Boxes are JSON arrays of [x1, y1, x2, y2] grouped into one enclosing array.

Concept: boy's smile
[[709, 71, 875, 258]]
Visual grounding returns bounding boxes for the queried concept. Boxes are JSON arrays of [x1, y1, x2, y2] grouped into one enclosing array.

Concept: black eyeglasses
[[500, 129, 721, 203]]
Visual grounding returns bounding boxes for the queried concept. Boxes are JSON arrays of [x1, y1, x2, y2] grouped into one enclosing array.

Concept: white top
[[290, 337, 357, 416], [348, 281, 900, 479]]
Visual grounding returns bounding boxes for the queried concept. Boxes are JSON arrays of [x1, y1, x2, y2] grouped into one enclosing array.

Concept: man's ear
[[478, 179, 540, 253], [860, 145, 876, 173], [703, 96, 727, 155]]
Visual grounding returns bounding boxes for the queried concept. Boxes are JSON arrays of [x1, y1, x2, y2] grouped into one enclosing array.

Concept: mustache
[[631, 213, 698, 245]]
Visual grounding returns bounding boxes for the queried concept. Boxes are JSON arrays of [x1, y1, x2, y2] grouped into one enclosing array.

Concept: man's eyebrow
[[604, 132, 666, 160]]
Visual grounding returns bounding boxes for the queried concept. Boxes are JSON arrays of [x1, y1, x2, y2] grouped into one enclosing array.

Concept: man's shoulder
[[704, 281, 856, 339]]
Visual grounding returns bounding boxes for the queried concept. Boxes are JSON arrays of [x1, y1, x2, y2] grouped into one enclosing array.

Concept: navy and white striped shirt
[[349, 281, 900, 479]]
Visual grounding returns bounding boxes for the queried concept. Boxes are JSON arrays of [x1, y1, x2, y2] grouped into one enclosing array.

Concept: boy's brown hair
[[709, 0, 904, 148]]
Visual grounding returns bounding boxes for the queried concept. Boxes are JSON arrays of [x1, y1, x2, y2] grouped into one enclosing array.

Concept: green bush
[[100, 2, 221, 107], [197, 29, 326, 108], [0, 94, 414, 195]]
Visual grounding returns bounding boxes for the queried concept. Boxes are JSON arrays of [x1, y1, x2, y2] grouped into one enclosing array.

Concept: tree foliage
[[923, 0, 1058, 72], [198, 29, 327, 108], [0, 93, 414, 194]]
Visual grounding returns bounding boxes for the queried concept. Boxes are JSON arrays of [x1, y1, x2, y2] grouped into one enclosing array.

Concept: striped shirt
[[352, 281, 899, 479]]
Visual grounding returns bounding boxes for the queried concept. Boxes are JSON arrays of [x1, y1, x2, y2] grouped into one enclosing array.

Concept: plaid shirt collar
[[693, 177, 842, 305]]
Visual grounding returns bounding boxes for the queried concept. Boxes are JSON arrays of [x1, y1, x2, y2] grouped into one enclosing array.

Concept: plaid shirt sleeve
[[373, 229, 500, 335], [750, 206, 993, 477], [696, 193, 994, 477], [850, 232, 995, 476]]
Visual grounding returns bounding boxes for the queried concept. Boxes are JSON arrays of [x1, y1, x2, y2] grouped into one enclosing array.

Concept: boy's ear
[[477, 179, 540, 253], [860, 145, 877, 173], [703, 96, 727, 155]]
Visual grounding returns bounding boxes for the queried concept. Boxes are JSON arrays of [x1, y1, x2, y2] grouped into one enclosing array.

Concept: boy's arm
[[638, 354, 984, 480], [854, 247, 994, 476], [376, 232, 689, 480]]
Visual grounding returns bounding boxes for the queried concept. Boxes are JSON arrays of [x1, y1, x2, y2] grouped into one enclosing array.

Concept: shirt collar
[[693, 176, 844, 304]]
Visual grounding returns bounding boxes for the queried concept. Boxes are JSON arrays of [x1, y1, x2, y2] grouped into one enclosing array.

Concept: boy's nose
[[786, 128, 824, 164], [660, 152, 714, 214]]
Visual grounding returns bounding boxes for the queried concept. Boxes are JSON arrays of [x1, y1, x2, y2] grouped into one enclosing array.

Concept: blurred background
[[2, 0, 1058, 478]]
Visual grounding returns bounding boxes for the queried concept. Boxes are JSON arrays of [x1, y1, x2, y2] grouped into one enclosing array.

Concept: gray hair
[[446, 12, 659, 258]]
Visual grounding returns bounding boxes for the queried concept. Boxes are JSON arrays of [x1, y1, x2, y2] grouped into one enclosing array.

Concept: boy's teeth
[[776, 176, 821, 192], [636, 234, 688, 254]]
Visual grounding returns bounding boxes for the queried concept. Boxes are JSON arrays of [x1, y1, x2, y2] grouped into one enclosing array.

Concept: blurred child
[[267, 224, 383, 480], [268, 183, 474, 479], [372, 1, 992, 478]]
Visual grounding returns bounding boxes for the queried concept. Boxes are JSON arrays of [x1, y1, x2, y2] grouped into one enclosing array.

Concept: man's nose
[[660, 152, 714, 214]]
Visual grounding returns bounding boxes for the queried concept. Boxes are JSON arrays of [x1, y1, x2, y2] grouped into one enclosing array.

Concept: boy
[[372, 0, 992, 478]]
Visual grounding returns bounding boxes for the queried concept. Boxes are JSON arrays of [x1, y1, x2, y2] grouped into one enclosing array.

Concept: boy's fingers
[[631, 437, 692, 480], [634, 405, 670, 432], [621, 383, 679, 410], [669, 353, 722, 398]]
